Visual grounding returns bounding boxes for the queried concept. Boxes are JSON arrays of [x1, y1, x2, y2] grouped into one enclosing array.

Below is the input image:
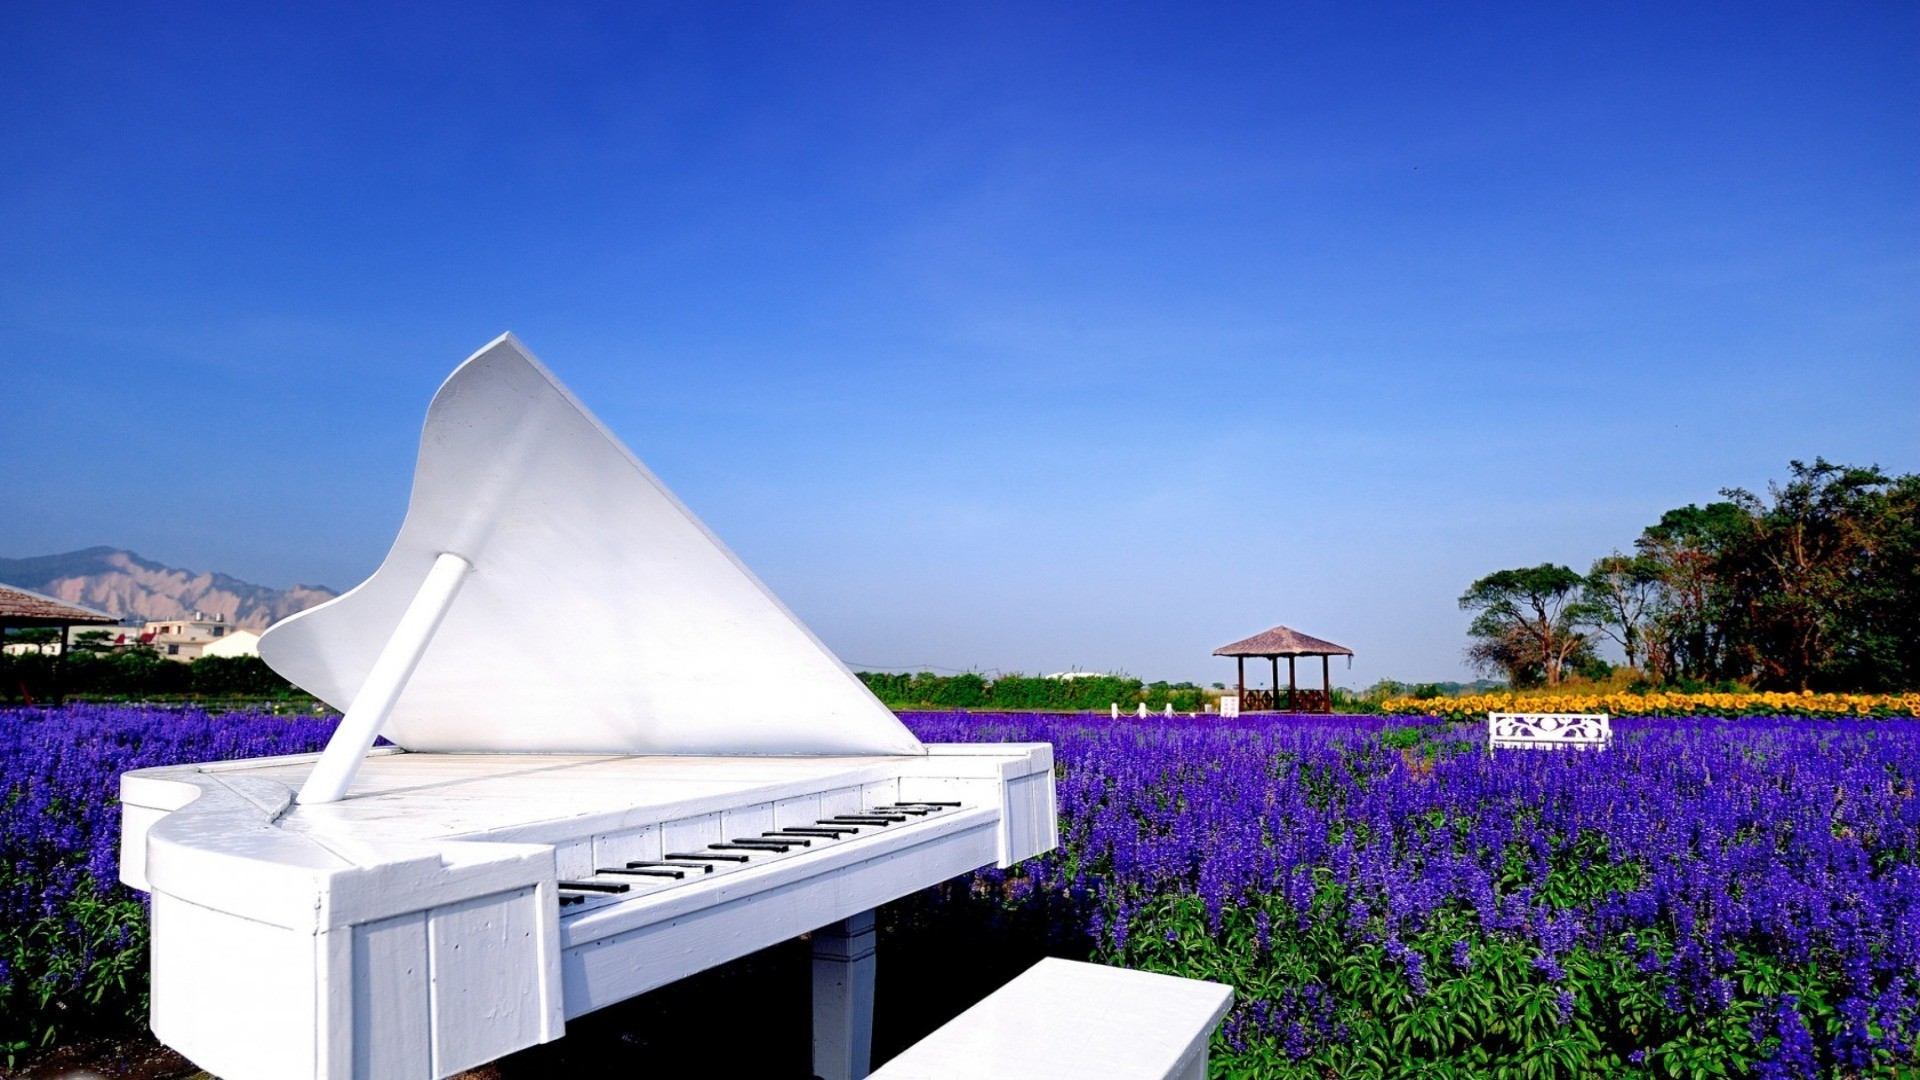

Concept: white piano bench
[[866, 958, 1233, 1080]]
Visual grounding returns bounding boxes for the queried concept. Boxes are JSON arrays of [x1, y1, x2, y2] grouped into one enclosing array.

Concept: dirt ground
[[13, 1034, 202, 1080]]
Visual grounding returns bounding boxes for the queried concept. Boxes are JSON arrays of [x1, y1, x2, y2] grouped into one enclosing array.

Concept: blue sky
[[3, 2, 1914, 686]]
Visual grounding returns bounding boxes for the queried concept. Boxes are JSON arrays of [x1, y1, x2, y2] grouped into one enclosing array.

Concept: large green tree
[[1582, 552, 1661, 672], [1466, 460, 1920, 693], [1720, 459, 1916, 690], [1459, 564, 1595, 687], [1634, 501, 1749, 682]]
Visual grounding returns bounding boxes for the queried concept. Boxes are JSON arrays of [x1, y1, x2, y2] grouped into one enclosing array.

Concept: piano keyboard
[[556, 802, 965, 912]]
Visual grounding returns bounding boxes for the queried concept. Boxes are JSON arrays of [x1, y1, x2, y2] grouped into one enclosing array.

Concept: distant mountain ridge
[[0, 547, 338, 630]]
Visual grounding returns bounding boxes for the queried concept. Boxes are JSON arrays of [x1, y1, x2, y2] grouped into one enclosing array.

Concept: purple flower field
[[3, 705, 1917, 1077], [0, 705, 338, 1059], [897, 712, 1919, 1078]]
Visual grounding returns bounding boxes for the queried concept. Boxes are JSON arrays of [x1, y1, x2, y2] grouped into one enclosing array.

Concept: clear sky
[[2, 3, 1915, 687]]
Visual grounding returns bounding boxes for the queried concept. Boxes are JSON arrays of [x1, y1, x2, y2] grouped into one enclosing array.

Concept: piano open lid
[[259, 334, 926, 757]]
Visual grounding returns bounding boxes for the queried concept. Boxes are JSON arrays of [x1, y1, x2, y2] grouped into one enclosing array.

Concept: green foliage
[[856, 671, 1204, 711], [1583, 552, 1662, 672], [187, 656, 298, 696], [1717, 461, 1920, 691], [1460, 565, 1598, 687], [1362, 679, 1507, 702], [1097, 851, 1868, 1078], [0, 878, 149, 1063], [1473, 459, 1920, 693], [0, 649, 301, 704]]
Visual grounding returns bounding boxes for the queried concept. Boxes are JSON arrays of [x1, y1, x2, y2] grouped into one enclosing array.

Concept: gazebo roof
[[0, 583, 119, 628], [1213, 624, 1353, 658]]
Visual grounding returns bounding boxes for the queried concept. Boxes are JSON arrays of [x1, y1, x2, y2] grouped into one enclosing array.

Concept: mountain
[[0, 547, 338, 630]]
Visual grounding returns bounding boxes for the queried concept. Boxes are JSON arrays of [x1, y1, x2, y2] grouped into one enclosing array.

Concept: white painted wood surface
[[1488, 712, 1612, 750], [256, 334, 923, 758], [298, 551, 471, 804], [1219, 695, 1240, 718], [120, 744, 1053, 1078], [813, 909, 877, 1080], [869, 958, 1233, 1080]]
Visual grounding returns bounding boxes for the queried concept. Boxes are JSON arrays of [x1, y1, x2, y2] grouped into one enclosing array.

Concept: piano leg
[[811, 909, 877, 1080]]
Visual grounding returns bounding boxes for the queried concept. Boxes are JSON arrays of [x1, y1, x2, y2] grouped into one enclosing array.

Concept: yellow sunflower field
[[1380, 689, 1920, 722]]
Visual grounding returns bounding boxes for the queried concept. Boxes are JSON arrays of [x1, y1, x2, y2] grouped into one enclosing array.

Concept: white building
[[143, 612, 239, 662], [199, 629, 262, 659]]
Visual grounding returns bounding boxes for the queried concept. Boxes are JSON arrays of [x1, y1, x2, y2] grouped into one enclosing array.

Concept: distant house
[[142, 612, 238, 662], [199, 629, 262, 659]]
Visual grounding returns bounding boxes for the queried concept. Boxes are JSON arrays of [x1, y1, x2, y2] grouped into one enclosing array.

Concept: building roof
[[1212, 624, 1354, 658], [0, 583, 119, 628]]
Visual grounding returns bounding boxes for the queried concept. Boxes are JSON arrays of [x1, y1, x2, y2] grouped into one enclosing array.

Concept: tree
[[1459, 564, 1595, 687], [1857, 471, 1920, 689], [69, 629, 118, 653], [1635, 501, 1749, 682], [1721, 459, 1908, 690], [1582, 552, 1660, 671]]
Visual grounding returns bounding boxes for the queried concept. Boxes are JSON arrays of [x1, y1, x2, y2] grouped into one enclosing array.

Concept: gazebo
[[0, 583, 119, 703], [1213, 624, 1353, 714]]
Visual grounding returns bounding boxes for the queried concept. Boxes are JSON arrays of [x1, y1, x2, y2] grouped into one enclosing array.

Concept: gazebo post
[[1236, 657, 1244, 702], [1287, 656, 1296, 711], [50, 622, 67, 706], [1269, 657, 1279, 710], [1322, 655, 1330, 710]]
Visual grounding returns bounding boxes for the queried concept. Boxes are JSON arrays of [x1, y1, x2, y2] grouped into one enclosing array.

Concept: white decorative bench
[[1488, 712, 1611, 751], [867, 958, 1233, 1080]]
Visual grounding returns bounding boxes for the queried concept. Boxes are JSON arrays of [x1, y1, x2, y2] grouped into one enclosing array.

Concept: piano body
[[117, 335, 1057, 1080]]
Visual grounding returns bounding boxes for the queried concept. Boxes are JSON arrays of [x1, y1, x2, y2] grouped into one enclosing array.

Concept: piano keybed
[[556, 801, 965, 913]]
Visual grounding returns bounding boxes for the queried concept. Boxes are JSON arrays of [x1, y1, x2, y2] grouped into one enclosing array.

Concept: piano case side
[[898, 743, 1059, 867], [122, 760, 567, 1080]]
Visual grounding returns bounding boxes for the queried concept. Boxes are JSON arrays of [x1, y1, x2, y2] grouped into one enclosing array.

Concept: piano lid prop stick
[[296, 552, 474, 805]]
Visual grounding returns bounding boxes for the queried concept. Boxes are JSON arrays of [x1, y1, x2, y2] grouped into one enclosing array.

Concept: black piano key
[[667, 851, 751, 863], [559, 894, 586, 907], [823, 815, 900, 825], [772, 828, 851, 838], [814, 819, 871, 829], [559, 880, 630, 894], [598, 867, 685, 879], [869, 806, 931, 815], [891, 801, 963, 807], [708, 842, 780, 853], [630, 860, 713, 874], [724, 838, 804, 849]]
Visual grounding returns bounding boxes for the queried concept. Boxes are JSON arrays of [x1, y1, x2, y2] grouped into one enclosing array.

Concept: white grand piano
[[118, 335, 1057, 1080]]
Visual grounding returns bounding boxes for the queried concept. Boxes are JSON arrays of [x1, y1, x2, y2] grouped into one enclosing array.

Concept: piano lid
[[258, 334, 926, 757]]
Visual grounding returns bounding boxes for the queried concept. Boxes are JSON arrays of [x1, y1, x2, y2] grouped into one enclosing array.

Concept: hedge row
[[855, 671, 1207, 712]]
